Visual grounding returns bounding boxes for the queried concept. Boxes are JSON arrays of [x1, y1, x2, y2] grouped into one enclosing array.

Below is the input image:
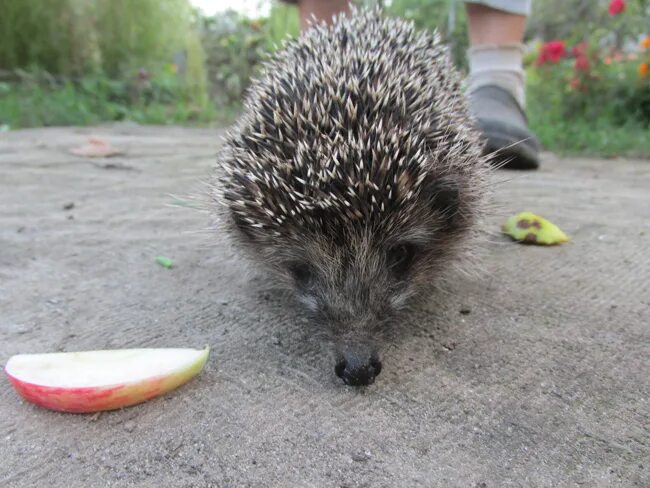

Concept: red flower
[[537, 40, 566, 65], [574, 55, 590, 71], [571, 42, 588, 57], [608, 0, 625, 16]]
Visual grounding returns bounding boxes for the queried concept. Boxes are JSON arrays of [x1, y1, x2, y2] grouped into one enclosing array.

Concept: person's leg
[[465, 1, 540, 169], [467, 2, 527, 44], [284, 0, 351, 32], [467, 3, 526, 106]]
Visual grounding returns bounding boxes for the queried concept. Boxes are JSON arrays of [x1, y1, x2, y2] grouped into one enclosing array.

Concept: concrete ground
[[0, 126, 648, 487]]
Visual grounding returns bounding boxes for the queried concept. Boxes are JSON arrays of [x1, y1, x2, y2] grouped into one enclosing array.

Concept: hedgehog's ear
[[427, 175, 460, 226]]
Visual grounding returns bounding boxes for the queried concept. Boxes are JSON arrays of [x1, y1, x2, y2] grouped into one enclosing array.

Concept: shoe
[[469, 85, 541, 170]]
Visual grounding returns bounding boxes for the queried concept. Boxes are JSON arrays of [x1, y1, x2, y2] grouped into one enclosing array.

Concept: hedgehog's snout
[[335, 352, 382, 387]]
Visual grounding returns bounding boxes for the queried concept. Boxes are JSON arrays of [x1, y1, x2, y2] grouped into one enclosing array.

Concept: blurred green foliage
[[0, 0, 209, 116], [200, 3, 299, 107], [94, 0, 196, 77], [0, 0, 202, 77], [386, 0, 469, 68], [0, 69, 217, 127], [528, 65, 650, 158], [0, 0, 98, 77], [527, 0, 648, 46], [0, 0, 648, 157], [525, 0, 650, 157]]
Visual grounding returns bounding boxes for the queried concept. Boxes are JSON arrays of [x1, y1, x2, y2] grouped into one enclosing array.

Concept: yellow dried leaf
[[502, 211, 569, 245]]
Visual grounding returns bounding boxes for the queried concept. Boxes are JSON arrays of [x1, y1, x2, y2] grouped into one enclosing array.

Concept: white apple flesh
[[4, 347, 209, 413]]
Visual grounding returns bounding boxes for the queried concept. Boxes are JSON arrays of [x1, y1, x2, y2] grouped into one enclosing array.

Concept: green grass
[[528, 108, 650, 159], [0, 77, 222, 128], [0, 0, 199, 79], [525, 64, 650, 159]]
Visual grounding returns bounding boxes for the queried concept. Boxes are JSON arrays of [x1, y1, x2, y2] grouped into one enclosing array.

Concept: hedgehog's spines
[[214, 8, 490, 245]]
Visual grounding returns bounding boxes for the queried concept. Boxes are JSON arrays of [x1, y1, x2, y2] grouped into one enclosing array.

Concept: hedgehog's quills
[[212, 8, 491, 386]]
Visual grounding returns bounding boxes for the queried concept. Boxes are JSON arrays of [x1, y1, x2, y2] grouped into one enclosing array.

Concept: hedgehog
[[212, 8, 491, 386]]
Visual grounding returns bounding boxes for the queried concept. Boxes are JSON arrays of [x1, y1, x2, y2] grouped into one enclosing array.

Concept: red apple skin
[[5, 347, 209, 413], [6, 375, 164, 413]]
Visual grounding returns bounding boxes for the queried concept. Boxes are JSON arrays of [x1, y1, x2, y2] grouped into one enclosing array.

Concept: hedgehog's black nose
[[335, 355, 382, 386]]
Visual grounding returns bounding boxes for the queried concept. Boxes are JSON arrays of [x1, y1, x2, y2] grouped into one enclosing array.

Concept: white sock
[[467, 44, 526, 108]]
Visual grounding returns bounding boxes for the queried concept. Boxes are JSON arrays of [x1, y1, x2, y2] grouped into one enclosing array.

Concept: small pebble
[[63, 202, 75, 211], [351, 450, 371, 462]]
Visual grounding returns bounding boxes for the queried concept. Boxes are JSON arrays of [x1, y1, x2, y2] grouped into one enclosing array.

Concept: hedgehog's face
[[251, 175, 467, 387], [284, 237, 413, 387]]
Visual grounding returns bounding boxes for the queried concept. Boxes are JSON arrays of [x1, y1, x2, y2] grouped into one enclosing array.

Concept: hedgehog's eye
[[387, 243, 416, 276], [288, 262, 314, 288]]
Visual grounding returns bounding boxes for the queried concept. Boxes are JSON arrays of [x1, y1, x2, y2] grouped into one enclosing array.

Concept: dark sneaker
[[469, 85, 541, 170]]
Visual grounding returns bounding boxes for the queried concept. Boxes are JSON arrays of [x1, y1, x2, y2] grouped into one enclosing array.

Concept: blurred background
[[0, 0, 648, 158]]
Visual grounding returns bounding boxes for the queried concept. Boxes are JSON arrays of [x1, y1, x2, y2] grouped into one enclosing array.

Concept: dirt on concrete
[[1, 126, 648, 487]]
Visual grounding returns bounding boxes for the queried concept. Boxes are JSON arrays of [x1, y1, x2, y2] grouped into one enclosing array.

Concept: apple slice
[[4, 347, 209, 413]]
